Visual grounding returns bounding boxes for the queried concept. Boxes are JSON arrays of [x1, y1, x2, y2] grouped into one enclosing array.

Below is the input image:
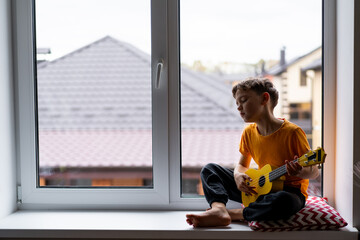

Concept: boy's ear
[[262, 92, 270, 105]]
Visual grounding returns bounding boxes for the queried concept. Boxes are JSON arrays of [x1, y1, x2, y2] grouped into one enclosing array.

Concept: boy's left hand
[[285, 155, 303, 176]]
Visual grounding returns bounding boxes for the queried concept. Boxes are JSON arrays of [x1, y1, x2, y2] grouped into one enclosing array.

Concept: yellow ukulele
[[241, 147, 326, 207]]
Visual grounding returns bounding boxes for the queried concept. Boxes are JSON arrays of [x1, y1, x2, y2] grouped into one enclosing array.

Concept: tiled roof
[[267, 47, 321, 76], [39, 130, 243, 168], [302, 58, 321, 71], [37, 36, 242, 130], [37, 36, 245, 168], [266, 57, 301, 76]]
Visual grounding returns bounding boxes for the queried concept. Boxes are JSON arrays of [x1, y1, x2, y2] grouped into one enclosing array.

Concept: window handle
[[155, 60, 164, 89]]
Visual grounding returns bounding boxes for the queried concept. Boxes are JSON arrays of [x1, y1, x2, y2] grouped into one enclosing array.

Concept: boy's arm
[[234, 154, 250, 174], [234, 153, 257, 195], [285, 157, 320, 179], [287, 128, 321, 180]]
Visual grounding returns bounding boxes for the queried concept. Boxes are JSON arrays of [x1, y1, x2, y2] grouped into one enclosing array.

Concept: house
[[36, 36, 244, 194], [266, 47, 322, 148], [302, 58, 322, 151], [35, 36, 323, 196]]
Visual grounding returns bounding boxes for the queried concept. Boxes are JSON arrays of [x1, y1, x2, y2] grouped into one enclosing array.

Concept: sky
[[35, 0, 322, 68]]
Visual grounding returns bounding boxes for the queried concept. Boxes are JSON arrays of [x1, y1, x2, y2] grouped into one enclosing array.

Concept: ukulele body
[[241, 164, 284, 207], [240, 147, 325, 207]]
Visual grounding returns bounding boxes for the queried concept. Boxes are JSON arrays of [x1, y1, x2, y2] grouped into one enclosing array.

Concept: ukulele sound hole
[[259, 176, 265, 187]]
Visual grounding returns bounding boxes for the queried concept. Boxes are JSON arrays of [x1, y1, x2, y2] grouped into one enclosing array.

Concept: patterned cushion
[[248, 196, 348, 231]]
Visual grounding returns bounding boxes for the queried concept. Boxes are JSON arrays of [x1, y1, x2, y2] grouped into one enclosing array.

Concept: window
[[179, 0, 322, 198], [14, 0, 324, 209], [300, 69, 307, 86], [35, 0, 154, 188], [15, 0, 171, 207]]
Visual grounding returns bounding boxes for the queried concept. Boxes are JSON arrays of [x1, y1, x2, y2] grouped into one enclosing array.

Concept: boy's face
[[235, 89, 264, 122]]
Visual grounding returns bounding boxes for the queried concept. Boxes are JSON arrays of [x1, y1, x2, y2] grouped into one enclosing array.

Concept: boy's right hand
[[234, 172, 257, 196]]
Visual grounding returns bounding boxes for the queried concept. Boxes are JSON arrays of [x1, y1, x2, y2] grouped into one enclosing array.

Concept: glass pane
[[180, 0, 322, 197], [35, 0, 152, 187]]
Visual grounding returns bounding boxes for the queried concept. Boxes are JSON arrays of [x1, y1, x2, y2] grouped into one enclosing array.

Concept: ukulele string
[[247, 158, 302, 187], [247, 150, 322, 188]]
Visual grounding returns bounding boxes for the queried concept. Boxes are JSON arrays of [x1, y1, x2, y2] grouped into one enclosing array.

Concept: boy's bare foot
[[227, 208, 245, 221], [186, 203, 231, 227]]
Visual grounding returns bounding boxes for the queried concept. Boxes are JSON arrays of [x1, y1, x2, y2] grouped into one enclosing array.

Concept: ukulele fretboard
[[268, 159, 299, 182]]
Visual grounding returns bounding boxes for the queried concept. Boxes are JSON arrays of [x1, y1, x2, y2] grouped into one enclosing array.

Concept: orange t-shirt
[[239, 119, 310, 199]]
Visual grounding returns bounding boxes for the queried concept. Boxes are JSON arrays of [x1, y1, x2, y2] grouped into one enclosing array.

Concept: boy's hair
[[232, 77, 279, 108]]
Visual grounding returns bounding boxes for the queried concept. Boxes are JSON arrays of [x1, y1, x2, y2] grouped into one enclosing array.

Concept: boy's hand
[[234, 172, 257, 196], [285, 155, 303, 176]]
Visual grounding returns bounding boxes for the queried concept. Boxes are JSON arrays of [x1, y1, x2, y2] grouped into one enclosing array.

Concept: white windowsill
[[0, 210, 357, 239]]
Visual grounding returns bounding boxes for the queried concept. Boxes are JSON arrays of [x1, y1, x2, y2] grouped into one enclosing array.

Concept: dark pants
[[201, 163, 306, 221]]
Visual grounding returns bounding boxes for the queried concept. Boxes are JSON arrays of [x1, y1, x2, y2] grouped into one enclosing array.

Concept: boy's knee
[[276, 191, 292, 200], [272, 192, 291, 206], [201, 163, 218, 172], [200, 163, 220, 177], [272, 192, 300, 218]]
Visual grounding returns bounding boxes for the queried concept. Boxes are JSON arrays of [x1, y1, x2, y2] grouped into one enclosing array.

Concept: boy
[[186, 77, 320, 227]]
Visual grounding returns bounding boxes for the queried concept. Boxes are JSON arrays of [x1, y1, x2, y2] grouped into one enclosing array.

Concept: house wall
[[0, 0, 17, 219], [311, 70, 322, 150], [286, 48, 322, 104], [271, 76, 283, 119]]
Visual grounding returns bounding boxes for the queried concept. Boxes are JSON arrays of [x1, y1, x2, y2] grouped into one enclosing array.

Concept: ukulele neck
[[268, 159, 298, 182]]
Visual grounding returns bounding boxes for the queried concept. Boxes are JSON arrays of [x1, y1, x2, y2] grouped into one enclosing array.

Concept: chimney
[[261, 60, 266, 75], [280, 46, 286, 66]]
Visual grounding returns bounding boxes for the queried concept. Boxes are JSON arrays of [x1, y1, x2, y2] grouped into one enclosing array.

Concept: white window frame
[[14, 0, 173, 209], [13, 0, 334, 210]]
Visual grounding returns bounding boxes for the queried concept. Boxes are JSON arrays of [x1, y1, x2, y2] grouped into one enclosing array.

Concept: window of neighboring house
[[300, 69, 307, 86], [289, 103, 312, 120], [14, 0, 324, 209]]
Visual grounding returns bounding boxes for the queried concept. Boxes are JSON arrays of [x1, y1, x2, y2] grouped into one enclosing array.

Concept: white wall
[[353, 0, 360, 230], [0, 0, 17, 218], [335, 0, 354, 225]]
